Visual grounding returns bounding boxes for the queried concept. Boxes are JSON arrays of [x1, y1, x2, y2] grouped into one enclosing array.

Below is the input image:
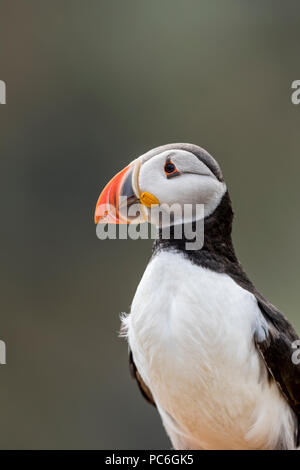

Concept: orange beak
[[94, 163, 140, 224]]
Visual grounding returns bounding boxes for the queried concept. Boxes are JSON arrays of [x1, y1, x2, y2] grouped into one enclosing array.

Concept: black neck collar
[[153, 191, 238, 265]]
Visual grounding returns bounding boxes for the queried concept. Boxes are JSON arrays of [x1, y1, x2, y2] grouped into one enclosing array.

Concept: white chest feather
[[122, 251, 295, 450]]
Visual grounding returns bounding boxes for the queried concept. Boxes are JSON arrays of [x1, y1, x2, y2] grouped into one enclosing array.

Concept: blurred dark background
[[0, 0, 300, 449]]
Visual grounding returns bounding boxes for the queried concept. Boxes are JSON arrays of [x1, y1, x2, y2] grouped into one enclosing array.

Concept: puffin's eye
[[165, 162, 176, 173], [164, 161, 179, 178]]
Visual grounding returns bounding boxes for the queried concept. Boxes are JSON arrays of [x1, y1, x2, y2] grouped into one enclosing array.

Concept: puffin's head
[[94, 143, 227, 227]]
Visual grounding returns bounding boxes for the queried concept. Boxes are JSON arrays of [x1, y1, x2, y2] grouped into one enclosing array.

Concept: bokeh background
[[0, 0, 300, 449]]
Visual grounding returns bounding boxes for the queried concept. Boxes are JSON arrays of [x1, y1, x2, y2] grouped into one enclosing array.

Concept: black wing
[[212, 253, 300, 440], [254, 294, 300, 443], [129, 350, 156, 406], [213, 253, 300, 421]]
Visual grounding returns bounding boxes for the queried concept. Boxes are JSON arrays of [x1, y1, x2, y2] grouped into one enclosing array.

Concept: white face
[[136, 149, 226, 226]]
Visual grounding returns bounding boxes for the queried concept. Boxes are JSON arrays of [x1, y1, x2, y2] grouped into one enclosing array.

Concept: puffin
[[94, 143, 300, 450]]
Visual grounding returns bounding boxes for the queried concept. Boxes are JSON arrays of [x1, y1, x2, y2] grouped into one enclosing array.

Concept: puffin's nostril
[[120, 167, 135, 199]]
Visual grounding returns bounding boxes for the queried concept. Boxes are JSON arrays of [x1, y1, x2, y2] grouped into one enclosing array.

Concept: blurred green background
[[0, 0, 300, 449]]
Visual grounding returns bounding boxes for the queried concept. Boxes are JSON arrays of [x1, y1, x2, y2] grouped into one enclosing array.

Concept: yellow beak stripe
[[140, 192, 160, 207]]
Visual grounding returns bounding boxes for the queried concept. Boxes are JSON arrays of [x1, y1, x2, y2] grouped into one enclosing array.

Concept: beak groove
[[94, 164, 132, 224], [94, 158, 160, 225], [94, 162, 144, 224]]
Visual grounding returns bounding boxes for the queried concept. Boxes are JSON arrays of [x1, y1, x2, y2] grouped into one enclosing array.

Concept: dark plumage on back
[[129, 351, 155, 406]]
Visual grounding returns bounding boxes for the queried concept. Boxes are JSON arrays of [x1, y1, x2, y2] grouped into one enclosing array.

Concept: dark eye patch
[[165, 162, 176, 173], [164, 160, 180, 179]]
